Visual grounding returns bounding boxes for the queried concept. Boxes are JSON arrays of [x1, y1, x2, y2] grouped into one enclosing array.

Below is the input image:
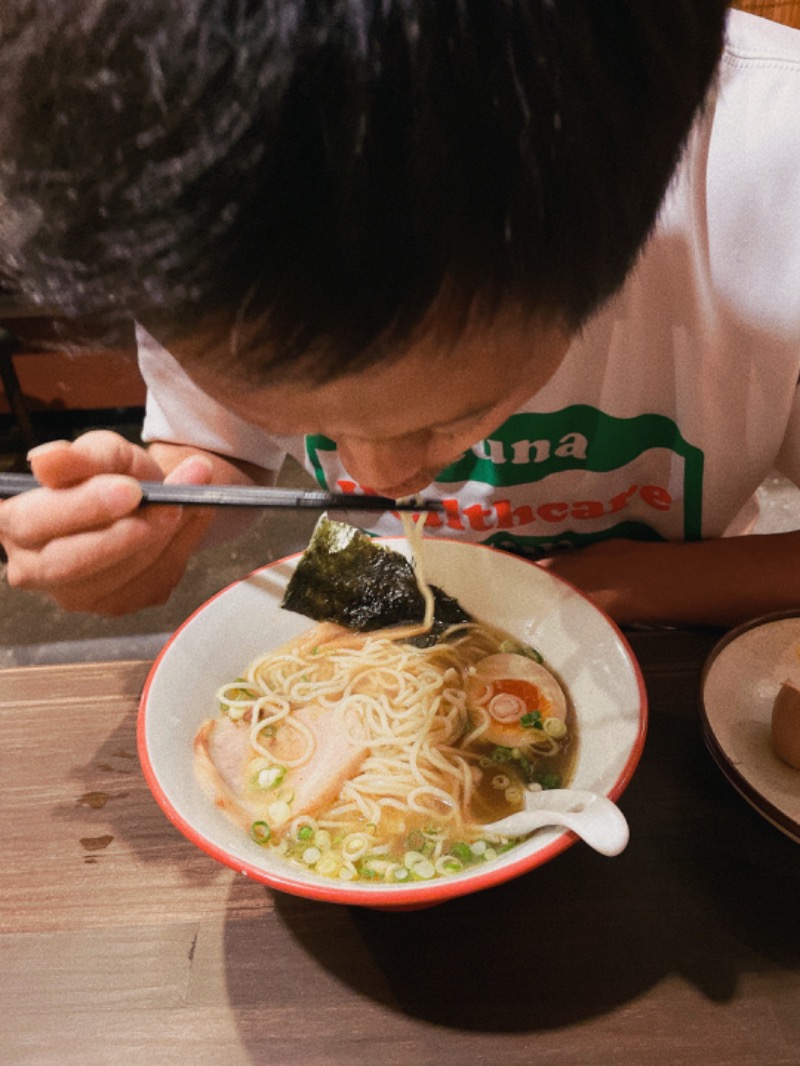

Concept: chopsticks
[[0, 472, 442, 512]]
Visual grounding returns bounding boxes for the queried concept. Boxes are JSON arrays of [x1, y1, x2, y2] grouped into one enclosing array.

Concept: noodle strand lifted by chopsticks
[[400, 506, 435, 634]]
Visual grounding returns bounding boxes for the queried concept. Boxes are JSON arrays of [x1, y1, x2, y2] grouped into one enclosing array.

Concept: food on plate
[[194, 617, 574, 883], [771, 679, 800, 769]]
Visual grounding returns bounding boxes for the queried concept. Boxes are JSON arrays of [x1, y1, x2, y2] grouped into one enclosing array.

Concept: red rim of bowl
[[138, 538, 648, 908]]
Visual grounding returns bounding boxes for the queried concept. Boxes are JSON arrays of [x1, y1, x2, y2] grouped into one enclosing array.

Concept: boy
[[2, 2, 799, 626]]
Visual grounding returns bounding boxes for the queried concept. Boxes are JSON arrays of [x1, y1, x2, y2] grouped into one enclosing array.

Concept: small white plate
[[701, 611, 800, 843]]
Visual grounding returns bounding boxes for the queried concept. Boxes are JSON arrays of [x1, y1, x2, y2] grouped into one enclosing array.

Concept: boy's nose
[[337, 435, 436, 497]]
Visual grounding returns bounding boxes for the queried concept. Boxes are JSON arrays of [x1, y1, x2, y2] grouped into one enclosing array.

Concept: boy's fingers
[[0, 474, 145, 549], [164, 453, 215, 485], [3, 432, 220, 613], [12, 507, 213, 614], [5, 503, 185, 591], [28, 431, 163, 486]]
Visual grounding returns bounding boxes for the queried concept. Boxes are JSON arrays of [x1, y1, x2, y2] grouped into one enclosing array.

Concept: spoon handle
[[482, 794, 629, 856]]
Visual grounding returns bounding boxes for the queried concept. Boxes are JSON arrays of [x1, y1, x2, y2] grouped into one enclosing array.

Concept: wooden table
[[2, 630, 799, 1066]]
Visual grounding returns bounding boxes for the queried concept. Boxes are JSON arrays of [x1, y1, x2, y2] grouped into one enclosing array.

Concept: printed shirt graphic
[[304, 405, 705, 558]]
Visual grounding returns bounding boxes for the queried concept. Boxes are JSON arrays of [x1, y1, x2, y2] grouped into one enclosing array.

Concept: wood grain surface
[[733, 0, 800, 29], [1, 635, 799, 1066]]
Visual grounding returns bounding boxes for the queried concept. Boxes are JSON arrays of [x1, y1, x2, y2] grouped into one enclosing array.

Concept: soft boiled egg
[[772, 679, 800, 770], [467, 652, 568, 748]]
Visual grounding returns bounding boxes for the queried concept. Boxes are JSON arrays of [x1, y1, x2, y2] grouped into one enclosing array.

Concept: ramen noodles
[[194, 617, 575, 884]]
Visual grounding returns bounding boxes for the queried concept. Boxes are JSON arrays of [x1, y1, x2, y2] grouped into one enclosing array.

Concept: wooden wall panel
[[731, 1, 800, 29]]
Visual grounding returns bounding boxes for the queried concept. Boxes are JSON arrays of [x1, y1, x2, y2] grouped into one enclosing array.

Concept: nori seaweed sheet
[[281, 516, 470, 644]]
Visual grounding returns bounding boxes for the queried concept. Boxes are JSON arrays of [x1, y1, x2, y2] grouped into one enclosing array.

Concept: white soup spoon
[[481, 788, 629, 856]]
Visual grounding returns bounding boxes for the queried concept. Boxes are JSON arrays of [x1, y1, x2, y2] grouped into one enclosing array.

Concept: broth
[[194, 619, 575, 884]]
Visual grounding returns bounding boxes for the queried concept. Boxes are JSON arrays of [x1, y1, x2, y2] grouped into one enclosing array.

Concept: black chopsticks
[[0, 472, 442, 512]]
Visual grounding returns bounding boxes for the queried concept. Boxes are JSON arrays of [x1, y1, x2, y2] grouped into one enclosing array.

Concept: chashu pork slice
[[194, 700, 368, 832]]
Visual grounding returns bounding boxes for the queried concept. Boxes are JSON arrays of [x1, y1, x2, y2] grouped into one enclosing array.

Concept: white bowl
[[138, 538, 647, 908]]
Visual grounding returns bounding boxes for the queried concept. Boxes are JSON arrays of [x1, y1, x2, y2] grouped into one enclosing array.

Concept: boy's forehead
[[174, 309, 571, 438]]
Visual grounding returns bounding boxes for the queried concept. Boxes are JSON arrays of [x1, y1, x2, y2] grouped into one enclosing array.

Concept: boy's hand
[[0, 430, 215, 614], [540, 531, 800, 628]]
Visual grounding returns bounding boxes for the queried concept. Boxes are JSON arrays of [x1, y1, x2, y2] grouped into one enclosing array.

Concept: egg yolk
[[490, 679, 552, 717]]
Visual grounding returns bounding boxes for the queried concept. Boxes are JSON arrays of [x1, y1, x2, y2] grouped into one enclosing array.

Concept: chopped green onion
[[314, 829, 332, 851], [516, 754, 535, 782], [226, 683, 255, 700], [362, 858, 393, 877], [251, 821, 271, 845], [315, 854, 340, 877], [410, 858, 435, 880], [403, 849, 427, 869], [497, 841, 519, 853], [256, 765, 286, 790], [358, 865, 381, 880], [267, 800, 291, 824], [342, 833, 370, 860], [297, 825, 314, 841], [543, 717, 567, 739], [449, 842, 473, 864], [492, 746, 513, 763], [520, 711, 543, 730]]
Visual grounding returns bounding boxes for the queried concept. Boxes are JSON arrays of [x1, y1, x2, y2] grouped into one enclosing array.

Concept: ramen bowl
[[138, 538, 646, 909]]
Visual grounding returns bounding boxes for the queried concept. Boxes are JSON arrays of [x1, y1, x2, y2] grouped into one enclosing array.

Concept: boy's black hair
[[0, 1, 728, 381]]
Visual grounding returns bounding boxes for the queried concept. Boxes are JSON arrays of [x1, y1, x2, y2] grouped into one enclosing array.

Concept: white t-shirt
[[140, 9, 800, 559]]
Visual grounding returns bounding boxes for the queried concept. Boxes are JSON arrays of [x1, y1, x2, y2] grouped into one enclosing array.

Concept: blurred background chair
[[0, 327, 37, 462]]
